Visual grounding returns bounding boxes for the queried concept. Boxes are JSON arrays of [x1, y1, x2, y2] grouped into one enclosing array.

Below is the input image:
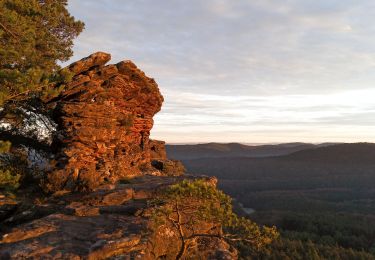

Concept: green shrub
[[0, 150, 29, 191], [0, 141, 11, 153], [0, 168, 22, 190], [151, 179, 279, 258]]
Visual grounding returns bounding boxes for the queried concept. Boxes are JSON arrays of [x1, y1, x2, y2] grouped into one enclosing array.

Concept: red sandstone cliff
[[44, 52, 169, 192]]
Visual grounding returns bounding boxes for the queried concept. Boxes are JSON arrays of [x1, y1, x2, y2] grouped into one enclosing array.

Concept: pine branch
[[5, 90, 33, 102], [0, 130, 50, 152], [0, 21, 18, 40]]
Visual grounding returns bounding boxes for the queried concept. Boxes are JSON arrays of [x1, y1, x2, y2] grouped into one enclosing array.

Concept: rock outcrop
[[149, 139, 186, 176], [149, 139, 167, 160], [44, 52, 165, 192], [0, 176, 237, 259], [0, 53, 239, 259]]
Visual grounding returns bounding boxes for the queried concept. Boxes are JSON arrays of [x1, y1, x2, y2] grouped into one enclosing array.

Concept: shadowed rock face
[[43, 52, 164, 192]]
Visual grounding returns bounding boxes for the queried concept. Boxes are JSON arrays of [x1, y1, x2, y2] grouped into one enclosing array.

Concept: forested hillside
[[166, 142, 336, 160], [168, 143, 375, 258]]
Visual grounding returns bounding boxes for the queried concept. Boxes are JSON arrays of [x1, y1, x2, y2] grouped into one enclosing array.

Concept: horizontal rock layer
[[0, 175, 237, 259], [44, 52, 165, 192]]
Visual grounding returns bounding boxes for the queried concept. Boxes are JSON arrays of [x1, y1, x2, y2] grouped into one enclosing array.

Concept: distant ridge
[[283, 142, 375, 164], [166, 142, 337, 160], [180, 142, 375, 181]]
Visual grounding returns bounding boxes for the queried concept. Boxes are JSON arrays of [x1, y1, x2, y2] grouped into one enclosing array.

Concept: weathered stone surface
[[0, 193, 17, 222], [65, 202, 100, 217], [149, 139, 167, 160], [68, 52, 111, 75], [44, 52, 165, 192], [147, 139, 185, 176], [151, 159, 186, 176], [0, 176, 237, 259]]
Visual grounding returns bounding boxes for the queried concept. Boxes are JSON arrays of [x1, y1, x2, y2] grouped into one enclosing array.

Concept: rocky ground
[[0, 175, 237, 259]]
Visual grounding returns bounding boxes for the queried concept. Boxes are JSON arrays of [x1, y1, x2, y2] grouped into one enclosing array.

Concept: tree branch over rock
[[150, 179, 279, 259]]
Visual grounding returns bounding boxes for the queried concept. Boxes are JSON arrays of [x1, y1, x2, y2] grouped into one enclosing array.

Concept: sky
[[66, 0, 375, 144]]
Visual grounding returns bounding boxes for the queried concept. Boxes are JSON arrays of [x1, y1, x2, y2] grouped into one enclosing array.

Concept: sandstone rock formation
[[0, 53, 240, 259], [44, 52, 166, 192], [149, 139, 186, 176], [149, 139, 167, 160], [0, 175, 237, 259]]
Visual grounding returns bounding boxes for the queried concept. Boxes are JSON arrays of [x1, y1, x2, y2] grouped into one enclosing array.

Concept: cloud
[[66, 1, 375, 143]]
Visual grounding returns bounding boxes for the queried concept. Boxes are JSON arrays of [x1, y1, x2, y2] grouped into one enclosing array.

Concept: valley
[[167, 142, 375, 258]]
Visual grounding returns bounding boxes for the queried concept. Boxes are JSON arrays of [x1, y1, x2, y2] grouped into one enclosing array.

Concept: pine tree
[[0, 0, 84, 104], [0, 0, 83, 189]]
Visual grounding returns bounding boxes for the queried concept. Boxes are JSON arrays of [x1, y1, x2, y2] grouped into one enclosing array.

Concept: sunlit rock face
[[43, 52, 164, 192], [149, 139, 167, 160], [0, 176, 237, 259]]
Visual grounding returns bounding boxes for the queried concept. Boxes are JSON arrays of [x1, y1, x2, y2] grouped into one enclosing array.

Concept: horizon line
[[164, 141, 374, 145]]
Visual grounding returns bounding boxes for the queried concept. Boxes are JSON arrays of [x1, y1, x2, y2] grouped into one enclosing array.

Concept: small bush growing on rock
[[0, 168, 22, 190], [0, 152, 28, 191], [0, 142, 20, 190], [0, 141, 11, 153], [0, 143, 39, 191], [150, 179, 278, 259]]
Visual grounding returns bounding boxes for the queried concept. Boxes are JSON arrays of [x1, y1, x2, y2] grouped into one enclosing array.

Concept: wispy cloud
[[66, 0, 375, 143]]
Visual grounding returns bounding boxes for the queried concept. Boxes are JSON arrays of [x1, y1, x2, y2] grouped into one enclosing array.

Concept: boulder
[[149, 139, 167, 160], [151, 159, 186, 176]]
